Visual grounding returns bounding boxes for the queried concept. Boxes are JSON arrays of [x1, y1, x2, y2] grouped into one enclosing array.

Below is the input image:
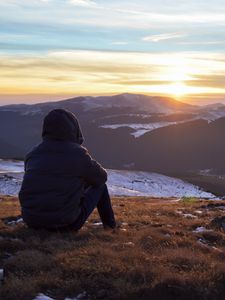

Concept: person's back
[[19, 109, 116, 230]]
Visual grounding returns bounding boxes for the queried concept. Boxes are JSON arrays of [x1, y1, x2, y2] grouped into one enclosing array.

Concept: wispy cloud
[[178, 41, 224, 45], [1, 50, 225, 99], [142, 33, 186, 42], [188, 74, 225, 89], [1, 1, 225, 104], [69, 0, 97, 7]]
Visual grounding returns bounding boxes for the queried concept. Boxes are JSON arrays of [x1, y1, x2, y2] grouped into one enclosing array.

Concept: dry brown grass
[[0, 196, 225, 300]]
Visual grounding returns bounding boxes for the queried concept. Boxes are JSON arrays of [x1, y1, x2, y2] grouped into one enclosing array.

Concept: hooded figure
[[42, 109, 84, 144], [19, 109, 116, 230]]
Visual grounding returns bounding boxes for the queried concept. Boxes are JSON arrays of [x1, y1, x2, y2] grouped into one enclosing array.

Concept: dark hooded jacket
[[19, 109, 107, 229]]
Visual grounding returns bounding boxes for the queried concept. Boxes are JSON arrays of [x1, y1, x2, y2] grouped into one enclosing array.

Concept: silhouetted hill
[[82, 118, 225, 174], [134, 118, 225, 172], [0, 137, 23, 159], [0, 93, 225, 174]]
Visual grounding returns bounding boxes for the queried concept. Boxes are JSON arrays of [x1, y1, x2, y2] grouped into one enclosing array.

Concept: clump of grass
[[181, 197, 198, 204]]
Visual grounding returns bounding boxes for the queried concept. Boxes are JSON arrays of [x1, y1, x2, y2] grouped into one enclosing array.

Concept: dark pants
[[66, 183, 116, 231]]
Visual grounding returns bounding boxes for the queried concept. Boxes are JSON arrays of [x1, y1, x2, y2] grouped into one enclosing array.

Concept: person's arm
[[24, 153, 30, 172], [80, 147, 107, 187], [23, 145, 39, 172]]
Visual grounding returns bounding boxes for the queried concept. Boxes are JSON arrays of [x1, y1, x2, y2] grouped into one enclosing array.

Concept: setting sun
[[0, 1, 225, 105], [168, 82, 189, 98]]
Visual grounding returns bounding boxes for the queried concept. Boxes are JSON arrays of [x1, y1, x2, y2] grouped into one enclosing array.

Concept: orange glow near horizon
[[1, 1, 225, 105], [1, 50, 225, 105], [167, 82, 189, 98]]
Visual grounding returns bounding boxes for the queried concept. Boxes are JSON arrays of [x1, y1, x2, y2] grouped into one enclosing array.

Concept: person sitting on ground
[[19, 109, 116, 231]]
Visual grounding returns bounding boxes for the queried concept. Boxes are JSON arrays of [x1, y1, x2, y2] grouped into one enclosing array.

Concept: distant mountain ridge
[[0, 93, 196, 114], [0, 93, 225, 175]]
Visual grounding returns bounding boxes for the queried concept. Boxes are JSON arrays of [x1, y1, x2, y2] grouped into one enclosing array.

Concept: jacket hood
[[42, 109, 84, 144]]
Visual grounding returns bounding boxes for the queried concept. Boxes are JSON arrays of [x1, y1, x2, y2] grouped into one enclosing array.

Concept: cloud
[[142, 33, 186, 42], [109, 80, 171, 86], [187, 74, 225, 89], [1, 50, 225, 99], [178, 41, 224, 45], [69, 0, 97, 7]]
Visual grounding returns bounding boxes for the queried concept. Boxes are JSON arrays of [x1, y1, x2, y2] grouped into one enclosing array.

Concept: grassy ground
[[0, 196, 225, 300]]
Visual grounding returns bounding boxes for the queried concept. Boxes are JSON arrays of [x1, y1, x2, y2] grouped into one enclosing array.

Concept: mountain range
[[1, 93, 225, 176]]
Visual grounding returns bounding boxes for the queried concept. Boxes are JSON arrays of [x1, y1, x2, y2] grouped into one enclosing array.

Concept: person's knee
[[100, 182, 107, 189], [92, 182, 107, 191], [99, 183, 108, 194]]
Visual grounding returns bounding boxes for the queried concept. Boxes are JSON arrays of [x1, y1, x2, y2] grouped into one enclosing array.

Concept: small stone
[[183, 213, 197, 219], [7, 221, 16, 226], [193, 226, 210, 233], [33, 293, 55, 300], [195, 210, 203, 214], [123, 242, 135, 247], [92, 222, 103, 226], [77, 291, 88, 299], [0, 269, 4, 281], [164, 233, 171, 237], [16, 218, 23, 224]]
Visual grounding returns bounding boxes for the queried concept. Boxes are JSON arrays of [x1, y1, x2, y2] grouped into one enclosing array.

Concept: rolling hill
[[0, 93, 225, 176]]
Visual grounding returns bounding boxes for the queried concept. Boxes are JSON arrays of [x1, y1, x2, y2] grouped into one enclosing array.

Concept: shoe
[[103, 222, 122, 233]]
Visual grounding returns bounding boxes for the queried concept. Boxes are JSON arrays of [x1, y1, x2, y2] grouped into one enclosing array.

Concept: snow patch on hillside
[[0, 160, 216, 199], [0, 159, 24, 173], [100, 118, 197, 137], [100, 122, 178, 137], [107, 169, 215, 198], [0, 174, 22, 195]]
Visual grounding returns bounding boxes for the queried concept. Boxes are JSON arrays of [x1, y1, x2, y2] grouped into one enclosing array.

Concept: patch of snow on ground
[[6, 218, 23, 226], [0, 174, 22, 195], [107, 169, 216, 198], [33, 294, 55, 300], [33, 292, 88, 300], [0, 159, 24, 173], [92, 222, 103, 226], [65, 291, 88, 300], [100, 122, 178, 137], [100, 118, 197, 137], [0, 160, 217, 198], [193, 227, 212, 233], [183, 213, 197, 219]]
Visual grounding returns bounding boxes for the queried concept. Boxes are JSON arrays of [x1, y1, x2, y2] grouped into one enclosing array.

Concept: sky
[[0, 0, 225, 105]]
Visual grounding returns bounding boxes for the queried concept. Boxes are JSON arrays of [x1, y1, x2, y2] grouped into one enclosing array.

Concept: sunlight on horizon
[[167, 82, 189, 98], [0, 1, 225, 104], [1, 50, 225, 105]]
